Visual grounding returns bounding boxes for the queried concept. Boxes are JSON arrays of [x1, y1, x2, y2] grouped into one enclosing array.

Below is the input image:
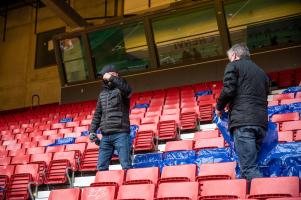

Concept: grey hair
[[227, 43, 250, 58]]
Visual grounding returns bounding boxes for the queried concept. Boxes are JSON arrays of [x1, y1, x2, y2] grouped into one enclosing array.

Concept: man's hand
[[215, 109, 222, 117], [89, 133, 98, 142], [103, 73, 112, 81]]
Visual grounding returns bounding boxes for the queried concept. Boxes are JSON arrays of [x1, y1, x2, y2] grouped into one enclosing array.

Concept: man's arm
[[216, 63, 238, 111], [109, 76, 132, 97], [89, 96, 102, 133]]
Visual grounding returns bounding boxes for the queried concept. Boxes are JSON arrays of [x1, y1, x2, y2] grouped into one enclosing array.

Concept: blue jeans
[[97, 132, 132, 171], [233, 126, 266, 181]]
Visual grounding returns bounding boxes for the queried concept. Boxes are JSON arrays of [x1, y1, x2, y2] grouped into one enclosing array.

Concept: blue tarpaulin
[[47, 137, 75, 146], [195, 90, 212, 97], [282, 86, 301, 94], [134, 104, 149, 109], [59, 118, 73, 123]]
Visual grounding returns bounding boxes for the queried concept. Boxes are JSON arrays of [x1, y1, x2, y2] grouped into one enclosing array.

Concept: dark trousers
[[233, 126, 266, 181], [97, 132, 132, 171]]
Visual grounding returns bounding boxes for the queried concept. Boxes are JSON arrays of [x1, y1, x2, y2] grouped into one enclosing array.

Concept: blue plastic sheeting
[[48, 137, 75, 146], [195, 90, 212, 97], [289, 102, 301, 113], [282, 86, 301, 94], [195, 148, 234, 165], [213, 113, 278, 163], [132, 153, 163, 169], [162, 150, 196, 167], [59, 118, 73, 123], [134, 104, 149, 109], [81, 131, 90, 136], [267, 105, 290, 118], [259, 142, 301, 178]]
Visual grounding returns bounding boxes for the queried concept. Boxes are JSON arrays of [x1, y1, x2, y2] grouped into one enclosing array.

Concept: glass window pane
[[88, 22, 149, 75], [152, 6, 222, 66], [63, 59, 89, 83], [225, 0, 301, 51], [59, 37, 89, 83]]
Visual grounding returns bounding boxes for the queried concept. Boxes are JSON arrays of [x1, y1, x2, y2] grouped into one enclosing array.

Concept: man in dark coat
[[89, 64, 132, 170], [216, 43, 269, 181]]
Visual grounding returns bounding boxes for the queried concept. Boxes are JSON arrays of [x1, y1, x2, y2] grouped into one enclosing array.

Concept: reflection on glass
[[152, 6, 222, 66], [60, 37, 89, 83], [225, 0, 301, 51], [88, 22, 149, 75]]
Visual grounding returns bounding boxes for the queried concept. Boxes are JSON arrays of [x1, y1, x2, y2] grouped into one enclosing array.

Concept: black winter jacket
[[216, 57, 269, 131], [89, 76, 131, 134]]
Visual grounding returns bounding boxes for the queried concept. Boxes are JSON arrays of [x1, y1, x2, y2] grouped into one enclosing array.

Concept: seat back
[[160, 164, 196, 183], [14, 164, 40, 182], [125, 167, 159, 184], [26, 147, 45, 155], [94, 170, 125, 186], [165, 140, 194, 152], [30, 153, 53, 166], [81, 186, 115, 200], [198, 162, 237, 180], [157, 182, 199, 200], [200, 179, 247, 199], [49, 188, 81, 200], [250, 177, 300, 198], [117, 184, 155, 200]]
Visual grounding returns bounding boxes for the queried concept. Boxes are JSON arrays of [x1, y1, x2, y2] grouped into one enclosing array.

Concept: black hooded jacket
[[216, 57, 269, 132], [89, 76, 131, 134]]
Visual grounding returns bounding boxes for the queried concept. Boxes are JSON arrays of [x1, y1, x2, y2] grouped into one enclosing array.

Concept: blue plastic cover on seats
[[195, 148, 234, 165], [133, 153, 163, 168], [162, 150, 196, 167], [81, 131, 90, 136], [267, 105, 290, 118], [288, 102, 301, 113], [213, 113, 278, 163], [59, 118, 73, 123], [282, 86, 301, 94], [48, 137, 75, 146], [195, 90, 212, 97], [134, 104, 149, 109]]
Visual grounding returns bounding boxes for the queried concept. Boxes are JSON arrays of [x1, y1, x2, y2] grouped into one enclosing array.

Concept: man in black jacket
[[89, 64, 132, 171], [216, 43, 269, 181]]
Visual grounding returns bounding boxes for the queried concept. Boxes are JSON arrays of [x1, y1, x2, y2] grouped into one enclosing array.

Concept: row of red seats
[[271, 112, 301, 143], [49, 166, 300, 200], [268, 92, 301, 107], [268, 67, 301, 88]]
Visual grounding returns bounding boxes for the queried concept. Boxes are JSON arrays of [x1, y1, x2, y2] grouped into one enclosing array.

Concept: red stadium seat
[[0, 157, 11, 166], [0, 165, 15, 199], [280, 98, 301, 105], [6, 164, 41, 199], [156, 182, 199, 200], [75, 136, 91, 144], [273, 93, 295, 101], [158, 115, 179, 140], [294, 130, 301, 142], [65, 143, 87, 159], [134, 124, 157, 152], [66, 121, 80, 128], [46, 145, 65, 153], [165, 140, 194, 152], [180, 107, 199, 131], [125, 167, 159, 185], [58, 128, 73, 134], [64, 132, 82, 138], [38, 139, 55, 147], [194, 137, 225, 150], [91, 170, 125, 188], [81, 186, 115, 200], [21, 141, 38, 148], [79, 142, 99, 171], [74, 126, 88, 133], [271, 112, 300, 123], [26, 146, 45, 155], [194, 130, 219, 140], [282, 120, 301, 131], [249, 176, 300, 199], [44, 151, 77, 185], [200, 179, 247, 199], [8, 148, 26, 157], [51, 123, 65, 130], [199, 104, 214, 123], [196, 162, 237, 187], [48, 188, 81, 200], [140, 116, 160, 125], [159, 164, 197, 184], [10, 155, 31, 165], [117, 184, 155, 200], [278, 131, 294, 143], [80, 119, 92, 126]]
